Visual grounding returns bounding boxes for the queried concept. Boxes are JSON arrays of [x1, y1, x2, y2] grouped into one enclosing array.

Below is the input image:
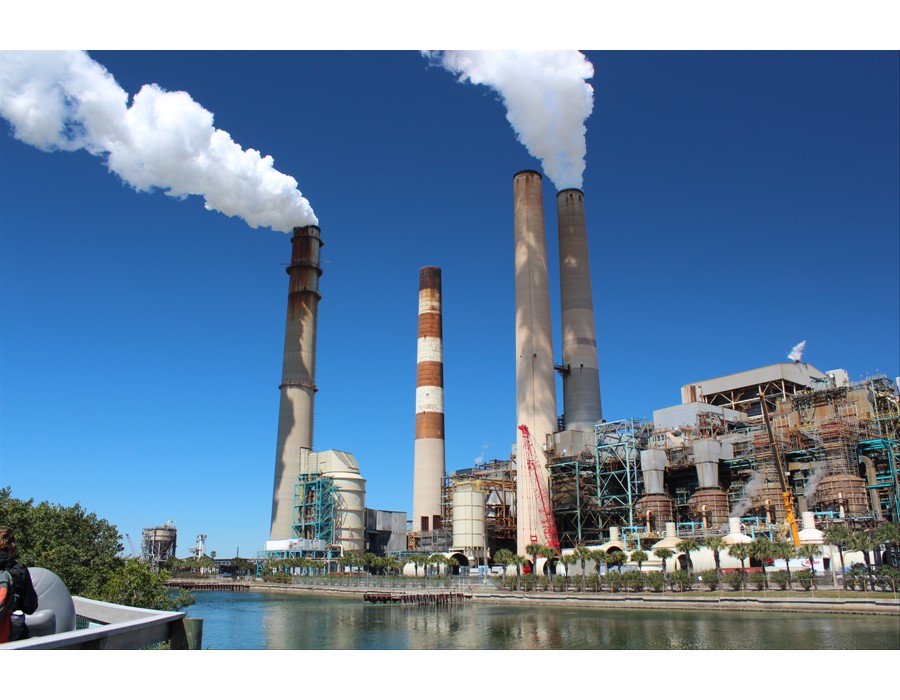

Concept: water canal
[[186, 590, 899, 650]]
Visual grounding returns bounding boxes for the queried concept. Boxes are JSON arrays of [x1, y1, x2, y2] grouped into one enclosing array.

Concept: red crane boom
[[518, 424, 560, 552]]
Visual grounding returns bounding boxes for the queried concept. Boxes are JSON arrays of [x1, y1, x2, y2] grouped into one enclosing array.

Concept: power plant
[[258, 170, 900, 576]]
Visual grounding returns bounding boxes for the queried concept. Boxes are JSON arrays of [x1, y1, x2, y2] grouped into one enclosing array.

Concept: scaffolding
[[293, 474, 337, 544], [858, 438, 900, 521], [548, 456, 603, 547], [594, 418, 652, 531]]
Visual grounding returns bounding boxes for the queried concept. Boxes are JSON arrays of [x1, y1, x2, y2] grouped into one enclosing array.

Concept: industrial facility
[[259, 171, 899, 576]]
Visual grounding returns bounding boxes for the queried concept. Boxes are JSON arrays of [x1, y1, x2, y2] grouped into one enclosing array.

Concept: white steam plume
[[425, 50, 594, 190], [731, 469, 766, 518], [0, 51, 316, 232], [788, 340, 806, 363]]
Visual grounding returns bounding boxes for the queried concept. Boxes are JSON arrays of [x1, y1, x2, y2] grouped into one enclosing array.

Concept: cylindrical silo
[[514, 170, 557, 554], [270, 225, 323, 540], [329, 470, 367, 554], [556, 188, 602, 430], [413, 266, 446, 533], [452, 481, 487, 551]]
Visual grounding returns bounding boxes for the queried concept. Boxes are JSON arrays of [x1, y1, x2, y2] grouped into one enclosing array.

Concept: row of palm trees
[[257, 521, 900, 588]]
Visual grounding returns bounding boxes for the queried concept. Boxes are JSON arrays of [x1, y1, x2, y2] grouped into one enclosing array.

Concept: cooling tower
[[270, 225, 323, 540], [556, 188, 602, 429], [514, 170, 557, 554], [413, 266, 446, 533]]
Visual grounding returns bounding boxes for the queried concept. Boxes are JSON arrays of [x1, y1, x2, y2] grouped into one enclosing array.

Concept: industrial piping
[[556, 188, 602, 430], [413, 266, 446, 532], [514, 170, 557, 554], [270, 225, 323, 540]]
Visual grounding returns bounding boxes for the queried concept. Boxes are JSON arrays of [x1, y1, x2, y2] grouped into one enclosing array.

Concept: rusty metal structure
[[270, 225, 323, 540]]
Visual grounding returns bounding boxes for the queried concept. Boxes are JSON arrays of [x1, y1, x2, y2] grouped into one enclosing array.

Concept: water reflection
[[188, 591, 899, 651]]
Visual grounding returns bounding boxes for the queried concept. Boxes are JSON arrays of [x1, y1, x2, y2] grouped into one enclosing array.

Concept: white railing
[[2, 596, 199, 650]]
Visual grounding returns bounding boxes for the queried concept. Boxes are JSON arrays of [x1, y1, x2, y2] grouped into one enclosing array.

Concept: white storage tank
[[330, 471, 366, 553], [452, 481, 486, 550]]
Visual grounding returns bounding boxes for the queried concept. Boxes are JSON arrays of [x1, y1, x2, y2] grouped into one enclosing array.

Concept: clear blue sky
[[1, 49, 897, 561]]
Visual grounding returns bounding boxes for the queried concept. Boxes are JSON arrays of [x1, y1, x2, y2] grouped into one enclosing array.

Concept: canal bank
[[237, 580, 900, 616]]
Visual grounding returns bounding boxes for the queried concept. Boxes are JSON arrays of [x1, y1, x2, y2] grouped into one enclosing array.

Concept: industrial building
[[261, 172, 899, 577], [407, 171, 899, 575]]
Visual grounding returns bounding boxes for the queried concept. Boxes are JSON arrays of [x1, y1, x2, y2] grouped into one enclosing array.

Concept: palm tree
[[875, 521, 900, 570], [559, 553, 577, 579], [408, 553, 428, 579], [797, 543, 821, 590], [428, 553, 449, 578], [771, 540, 795, 588], [573, 545, 591, 577], [654, 547, 674, 588], [847, 530, 876, 590], [750, 537, 774, 577], [525, 542, 545, 576], [676, 539, 702, 575], [728, 543, 751, 590], [704, 535, 726, 582], [589, 549, 607, 577], [824, 524, 851, 589], [606, 550, 627, 572], [630, 549, 648, 571]]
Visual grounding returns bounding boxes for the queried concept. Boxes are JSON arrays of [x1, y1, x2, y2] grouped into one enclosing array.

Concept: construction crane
[[758, 391, 801, 545], [517, 424, 560, 552]]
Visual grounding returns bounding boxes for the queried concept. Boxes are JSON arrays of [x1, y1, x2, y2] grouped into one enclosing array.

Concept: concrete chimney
[[556, 188, 602, 430], [514, 170, 557, 554], [269, 225, 323, 540], [413, 266, 446, 533]]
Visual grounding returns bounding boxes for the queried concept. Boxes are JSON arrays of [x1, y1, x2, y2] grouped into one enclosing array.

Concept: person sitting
[[0, 527, 39, 641]]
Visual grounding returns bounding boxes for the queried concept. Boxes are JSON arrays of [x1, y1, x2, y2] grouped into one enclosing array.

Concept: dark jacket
[[0, 552, 38, 640]]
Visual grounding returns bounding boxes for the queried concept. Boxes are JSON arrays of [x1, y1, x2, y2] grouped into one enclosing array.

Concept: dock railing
[[2, 596, 201, 650]]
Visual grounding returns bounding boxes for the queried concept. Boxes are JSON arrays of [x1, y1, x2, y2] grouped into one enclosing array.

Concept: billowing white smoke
[[803, 463, 827, 506], [425, 50, 594, 190], [731, 469, 766, 517], [0, 51, 316, 232], [788, 340, 806, 363]]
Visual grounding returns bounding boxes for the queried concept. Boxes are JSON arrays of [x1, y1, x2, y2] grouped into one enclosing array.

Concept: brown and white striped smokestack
[[514, 170, 557, 555], [270, 225, 322, 540], [557, 188, 602, 430], [413, 266, 445, 532]]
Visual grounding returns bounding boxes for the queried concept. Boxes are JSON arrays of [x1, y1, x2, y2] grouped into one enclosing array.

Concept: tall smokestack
[[413, 266, 446, 533], [514, 170, 557, 555], [557, 188, 602, 430], [270, 225, 323, 540]]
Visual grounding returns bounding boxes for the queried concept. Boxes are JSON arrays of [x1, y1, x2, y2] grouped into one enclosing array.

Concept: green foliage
[[0, 486, 122, 598], [521, 573, 535, 591], [262, 572, 292, 584], [623, 569, 644, 592], [727, 543, 751, 571], [795, 569, 813, 591], [875, 565, 899, 591], [0, 487, 191, 611], [645, 570, 665, 592], [630, 549, 648, 570], [605, 550, 627, 570], [698, 569, 719, 591], [654, 547, 674, 573], [676, 539, 701, 572], [101, 558, 193, 611], [604, 570, 623, 592], [770, 570, 790, 590], [669, 569, 691, 592], [749, 571, 768, 591], [586, 573, 600, 592], [535, 575, 549, 591], [724, 571, 744, 591]]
